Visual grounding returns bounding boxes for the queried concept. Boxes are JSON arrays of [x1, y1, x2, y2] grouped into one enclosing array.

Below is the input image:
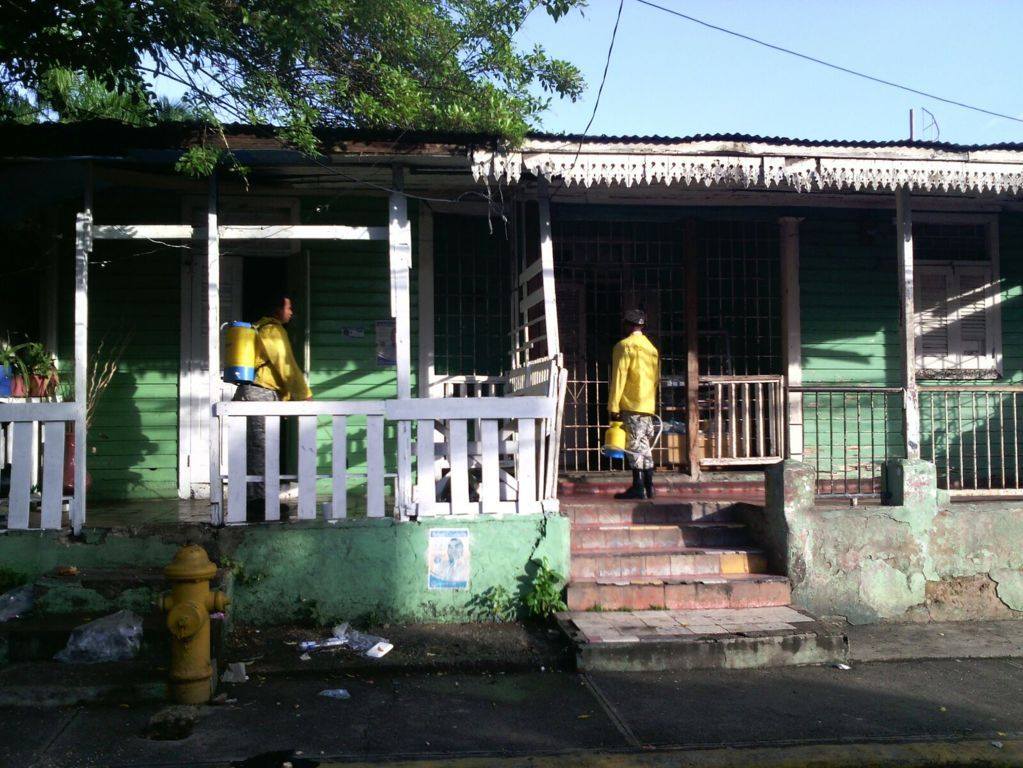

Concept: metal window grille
[[554, 219, 688, 472], [553, 217, 783, 473], [433, 214, 512, 377], [798, 387, 905, 496], [914, 223, 988, 262], [921, 387, 1023, 493], [698, 220, 781, 377]]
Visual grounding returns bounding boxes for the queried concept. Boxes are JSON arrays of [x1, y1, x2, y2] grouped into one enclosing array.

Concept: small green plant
[[473, 585, 518, 622], [0, 337, 29, 394], [524, 557, 567, 620]]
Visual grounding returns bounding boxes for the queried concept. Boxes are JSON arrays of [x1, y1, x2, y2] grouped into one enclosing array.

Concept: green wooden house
[[2, 123, 1023, 623]]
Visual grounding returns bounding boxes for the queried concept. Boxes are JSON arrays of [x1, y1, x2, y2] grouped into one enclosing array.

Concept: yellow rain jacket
[[608, 331, 659, 416], [253, 317, 312, 401]]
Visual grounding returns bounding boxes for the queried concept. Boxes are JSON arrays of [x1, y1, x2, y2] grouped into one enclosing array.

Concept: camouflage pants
[[624, 412, 655, 470], [232, 383, 279, 500]]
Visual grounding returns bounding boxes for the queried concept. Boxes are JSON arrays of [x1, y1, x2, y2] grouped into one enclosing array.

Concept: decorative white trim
[[473, 143, 1023, 195]]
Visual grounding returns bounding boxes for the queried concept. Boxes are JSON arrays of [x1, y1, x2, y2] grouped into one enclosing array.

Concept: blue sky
[[520, 0, 1023, 144]]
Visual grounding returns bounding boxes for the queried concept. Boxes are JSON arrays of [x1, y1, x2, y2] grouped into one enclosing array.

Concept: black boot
[[615, 469, 647, 500], [643, 468, 655, 499]]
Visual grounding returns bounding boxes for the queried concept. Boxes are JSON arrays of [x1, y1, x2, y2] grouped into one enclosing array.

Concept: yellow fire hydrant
[[159, 544, 229, 704]]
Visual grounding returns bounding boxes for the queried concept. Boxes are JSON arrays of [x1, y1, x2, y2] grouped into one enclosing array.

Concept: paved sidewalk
[[6, 657, 1023, 767]]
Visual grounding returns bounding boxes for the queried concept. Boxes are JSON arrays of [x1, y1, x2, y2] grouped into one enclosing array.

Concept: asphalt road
[[6, 658, 1023, 767]]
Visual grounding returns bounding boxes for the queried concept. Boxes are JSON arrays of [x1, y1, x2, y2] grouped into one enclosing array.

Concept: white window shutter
[[915, 265, 954, 371], [954, 264, 994, 371]]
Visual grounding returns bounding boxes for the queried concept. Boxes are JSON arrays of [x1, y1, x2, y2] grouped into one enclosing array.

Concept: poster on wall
[[427, 528, 470, 590], [375, 319, 396, 366]]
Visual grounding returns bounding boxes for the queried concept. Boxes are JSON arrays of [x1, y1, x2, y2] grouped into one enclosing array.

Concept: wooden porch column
[[779, 217, 803, 462], [207, 175, 224, 525], [71, 171, 92, 535], [684, 221, 701, 480], [389, 167, 414, 516], [417, 206, 435, 398], [895, 186, 921, 459], [536, 179, 561, 357]]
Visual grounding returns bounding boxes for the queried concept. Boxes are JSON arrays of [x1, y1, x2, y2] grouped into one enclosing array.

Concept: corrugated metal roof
[[1, 120, 1021, 159], [526, 131, 1023, 152]]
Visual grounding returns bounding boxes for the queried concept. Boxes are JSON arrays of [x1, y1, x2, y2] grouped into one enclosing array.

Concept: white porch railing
[[216, 400, 388, 523], [394, 396, 556, 517], [215, 396, 557, 523], [0, 402, 77, 530]]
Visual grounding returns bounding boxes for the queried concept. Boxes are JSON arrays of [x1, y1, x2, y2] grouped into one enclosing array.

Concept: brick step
[[570, 548, 769, 581], [566, 574, 791, 611], [571, 522, 752, 551], [562, 500, 756, 526], [559, 479, 764, 500]]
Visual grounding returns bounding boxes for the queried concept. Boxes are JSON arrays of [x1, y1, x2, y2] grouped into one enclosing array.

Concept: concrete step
[[566, 573, 792, 611], [559, 476, 765, 500], [571, 522, 752, 551], [562, 499, 755, 526], [558, 606, 848, 672], [570, 548, 769, 581]]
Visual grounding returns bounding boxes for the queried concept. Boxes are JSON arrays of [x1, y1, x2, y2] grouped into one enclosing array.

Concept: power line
[[633, 0, 1023, 126], [554, 0, 625, 195], [581, 0, 626, 139]]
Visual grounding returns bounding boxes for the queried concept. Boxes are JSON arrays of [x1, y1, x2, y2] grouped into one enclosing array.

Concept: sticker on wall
[[375, 320, 396, 366], [340, 326, 365, 338], [427, 528, 470, 590]]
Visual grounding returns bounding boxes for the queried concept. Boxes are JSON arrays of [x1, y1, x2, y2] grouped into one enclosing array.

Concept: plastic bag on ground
[[318, 688, 351, 700], [0, 585, 34, 622], [296, 622, 391, 657], [55, 609, 143, 663]]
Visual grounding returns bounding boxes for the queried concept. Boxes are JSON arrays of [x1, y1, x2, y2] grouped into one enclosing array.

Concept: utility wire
[[554, 0, 625, 195], [634, 0, 1023, 126], [581, 0, 626, 139]]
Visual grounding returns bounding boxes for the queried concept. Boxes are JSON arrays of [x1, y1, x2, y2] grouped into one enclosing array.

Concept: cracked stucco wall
[[764, 460, 1023, 624]]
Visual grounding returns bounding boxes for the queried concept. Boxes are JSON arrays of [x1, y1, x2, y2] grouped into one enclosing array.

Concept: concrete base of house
[[759, 459, 1023, 624], [0, 513, 570, 628], [558, 607, 848, 672]]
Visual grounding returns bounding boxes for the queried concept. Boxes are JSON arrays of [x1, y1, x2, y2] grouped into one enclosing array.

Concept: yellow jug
[[602, 421, 627, 459]]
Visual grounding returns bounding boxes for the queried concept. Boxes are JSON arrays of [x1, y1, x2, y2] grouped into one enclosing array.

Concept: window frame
[[912, 214, 1002, 380]]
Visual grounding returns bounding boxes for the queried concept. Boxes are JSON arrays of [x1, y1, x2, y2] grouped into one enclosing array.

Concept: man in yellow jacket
[[233, 293, 312, 517], [608, 309, 660, 499]]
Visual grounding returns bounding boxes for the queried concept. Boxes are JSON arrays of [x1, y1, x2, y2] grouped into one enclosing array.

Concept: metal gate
[[553, 216, 782, 474]]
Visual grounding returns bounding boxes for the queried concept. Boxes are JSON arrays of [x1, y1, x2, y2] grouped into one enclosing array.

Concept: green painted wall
[[303, 196, 417, 501], [73, 194, 182, 501], [0, 514, 571, 625], [799, 211, 1023, 491]]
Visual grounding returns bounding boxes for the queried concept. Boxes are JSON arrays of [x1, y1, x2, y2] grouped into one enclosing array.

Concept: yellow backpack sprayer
[[223, 321, 258, 383]]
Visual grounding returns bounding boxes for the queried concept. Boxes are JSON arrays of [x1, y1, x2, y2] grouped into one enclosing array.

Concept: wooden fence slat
[[480, 419, 499, 509], [366, 415, 385, 518], [226, 416, 247, 524], [297, 415, 317, 520], [416, 419, 435, 517], [330, 415, 347, 520], [516, 418, 536, 513], [40, 421, 65, 529], [448, 420, 469, 514], [7, 422, 33, 529], [264, 416, 281, 522]]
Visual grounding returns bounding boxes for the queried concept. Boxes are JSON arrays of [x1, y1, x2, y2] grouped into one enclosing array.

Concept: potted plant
[[13, 342, 58, 398], [0, 337, 29, 397]]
